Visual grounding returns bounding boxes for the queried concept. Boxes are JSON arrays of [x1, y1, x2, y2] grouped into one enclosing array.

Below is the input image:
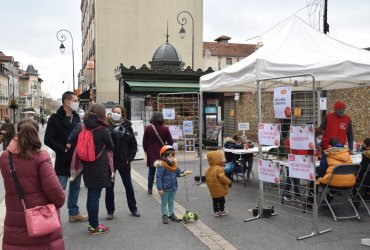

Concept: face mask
[[69, 102, 79, 111], [335, 109, 345, 117], [111, 112, 121, 121]]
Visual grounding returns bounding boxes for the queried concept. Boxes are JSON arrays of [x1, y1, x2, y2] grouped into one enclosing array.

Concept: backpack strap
[[151, 124, 165, 146]]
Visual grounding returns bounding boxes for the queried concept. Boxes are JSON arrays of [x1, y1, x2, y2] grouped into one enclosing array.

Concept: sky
[[1, 0, 369, 100]]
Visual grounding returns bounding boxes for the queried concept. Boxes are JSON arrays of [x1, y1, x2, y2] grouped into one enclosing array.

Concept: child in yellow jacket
[[205, 150, 231, 217]]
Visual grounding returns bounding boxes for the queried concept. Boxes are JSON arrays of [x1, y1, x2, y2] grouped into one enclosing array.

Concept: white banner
[[290, 125, 315, 150], [258, 160, 280, 183], [288, 154, 315, 180], [258, 123, 281, 146], [274, 87, 292, 119]]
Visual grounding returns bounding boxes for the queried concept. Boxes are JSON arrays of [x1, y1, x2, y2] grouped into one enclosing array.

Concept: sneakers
[[162, 215, 168, 224], [219, 210, 229, 216], [131, 211, 141, 217], [89, 225, 110, 234], [147, 189, 153, 195], [107, 214, 114, 220], [282, 194, 293, 202], [168, 214, 181, 222], [69, 214, 89, 222], [213, 212, 220, 217]]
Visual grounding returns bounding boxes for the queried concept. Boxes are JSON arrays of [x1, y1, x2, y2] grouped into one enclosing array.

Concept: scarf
[[161, 159, 177, 172]]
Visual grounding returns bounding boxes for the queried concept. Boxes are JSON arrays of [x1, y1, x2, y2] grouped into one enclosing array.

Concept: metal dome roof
[[152, 42, 182, 62]]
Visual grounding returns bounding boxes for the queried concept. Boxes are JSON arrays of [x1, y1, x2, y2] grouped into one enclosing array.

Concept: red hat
[[160, 145, 173, 156], [334, 100, 345, 111]]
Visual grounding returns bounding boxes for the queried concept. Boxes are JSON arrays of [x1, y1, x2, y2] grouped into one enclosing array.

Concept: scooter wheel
[[193, 213, 199, 221], [182, 214, 189, 224], [188, 212, 195, 219]]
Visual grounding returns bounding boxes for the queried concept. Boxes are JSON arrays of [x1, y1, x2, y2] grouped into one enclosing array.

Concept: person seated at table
[[356, 138, 370, 199], [316, 137, 354, 203], [223, 134, 243, 180], [224, 134, 254, 180]]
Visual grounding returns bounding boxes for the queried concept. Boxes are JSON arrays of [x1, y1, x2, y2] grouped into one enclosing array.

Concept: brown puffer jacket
[[0, 150, 65, 250], [205, 150, 231, 198]]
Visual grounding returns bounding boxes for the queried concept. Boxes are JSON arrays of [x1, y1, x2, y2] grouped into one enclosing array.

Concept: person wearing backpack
[[76, 103, 114, 234], [44, 91, 88, 222], [105, 105, 140, 220]]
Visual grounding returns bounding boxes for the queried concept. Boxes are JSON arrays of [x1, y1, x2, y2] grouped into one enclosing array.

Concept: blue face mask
[[336, 109, 345, 117]]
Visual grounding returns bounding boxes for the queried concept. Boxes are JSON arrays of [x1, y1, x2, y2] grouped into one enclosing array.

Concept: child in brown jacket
[[205, 150, 232, 217]]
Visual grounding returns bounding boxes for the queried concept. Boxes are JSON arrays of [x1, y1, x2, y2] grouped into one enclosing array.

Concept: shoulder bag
[[151, 124, 165, 146], [8, 152, 61, 237]]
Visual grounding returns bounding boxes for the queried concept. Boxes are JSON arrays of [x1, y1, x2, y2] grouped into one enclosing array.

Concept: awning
[[125, 81, 199, 93]]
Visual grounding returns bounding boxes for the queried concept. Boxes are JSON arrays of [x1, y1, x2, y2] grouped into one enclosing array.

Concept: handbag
[[8, 152, 61, 237]]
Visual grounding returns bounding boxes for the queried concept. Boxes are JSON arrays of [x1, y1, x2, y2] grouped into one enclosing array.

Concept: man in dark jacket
[[44, 91, 88, 222]]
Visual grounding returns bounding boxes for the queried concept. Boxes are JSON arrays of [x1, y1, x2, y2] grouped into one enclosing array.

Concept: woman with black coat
[[105, 105, 140, 219]]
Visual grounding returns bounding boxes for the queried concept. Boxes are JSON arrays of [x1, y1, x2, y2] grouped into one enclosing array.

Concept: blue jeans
[[148, 167, 156, 191], [161, 190, 176, 216], [106, 168, 138, 214], [58, 174, 81, 216], [87, 188, 102, 228]]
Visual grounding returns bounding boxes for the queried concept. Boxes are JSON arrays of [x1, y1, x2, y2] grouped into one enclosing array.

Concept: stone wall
[[236, 86, 370, 143]]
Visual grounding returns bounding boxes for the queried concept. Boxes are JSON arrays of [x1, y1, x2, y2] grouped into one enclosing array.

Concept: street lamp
[[177, 11, 194, 70], [56, 29, 75, 91]]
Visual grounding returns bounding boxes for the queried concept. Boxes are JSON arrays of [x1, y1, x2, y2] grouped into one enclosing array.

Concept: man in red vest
[[320, 100, 354, 154]]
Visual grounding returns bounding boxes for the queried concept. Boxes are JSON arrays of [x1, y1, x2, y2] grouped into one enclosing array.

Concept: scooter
[[181, 170, 199, 224]]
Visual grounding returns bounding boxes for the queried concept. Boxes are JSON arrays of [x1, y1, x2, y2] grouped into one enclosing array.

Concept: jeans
[[106, 168, 138, 214], [212, 197, 225, 212], [58, 174, 81, 216], [161, 191, 176, 216], [148, 167, 156, 191], [87, 187, 103, 228]]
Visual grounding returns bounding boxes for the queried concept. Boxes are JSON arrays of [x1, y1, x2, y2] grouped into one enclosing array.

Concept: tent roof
[[200, 16, 370, 92]]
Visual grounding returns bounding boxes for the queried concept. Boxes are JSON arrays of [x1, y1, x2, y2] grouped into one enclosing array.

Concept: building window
[[226, 58, 232, 65]]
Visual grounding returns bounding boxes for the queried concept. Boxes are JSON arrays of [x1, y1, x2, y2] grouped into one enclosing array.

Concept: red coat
[[0, 150, 65, 250], [142, 123, 173, 167]]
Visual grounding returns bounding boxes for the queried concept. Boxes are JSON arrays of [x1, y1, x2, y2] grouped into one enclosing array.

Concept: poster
[[258, 159, 280, 183], [172, 142, 179, 152], [185, 138, 195, 152], [290, 125, 315, 150], [273, 87, 292, 119], [169, 125, 183, 139], [183, 121, 193, 135], [258, 123, 281, 146], [320, 97, 327, 110], [288, 154, 315, 180], [162, 108, 175, 120]]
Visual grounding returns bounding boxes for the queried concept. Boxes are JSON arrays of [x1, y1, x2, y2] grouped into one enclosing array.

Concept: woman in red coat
[[0, 119, 65, 250], [143, 112, 173, 194]]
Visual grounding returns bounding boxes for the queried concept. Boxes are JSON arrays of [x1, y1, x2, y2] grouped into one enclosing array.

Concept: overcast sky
[[1, 0, 369, 99]]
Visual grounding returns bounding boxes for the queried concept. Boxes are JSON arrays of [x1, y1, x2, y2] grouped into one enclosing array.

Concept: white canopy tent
[[200, 16, 370, 92]]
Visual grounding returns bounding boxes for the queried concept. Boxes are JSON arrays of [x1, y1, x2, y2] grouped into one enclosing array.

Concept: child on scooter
[[155, 145, 191, 224], [205, 150, 231, 217]]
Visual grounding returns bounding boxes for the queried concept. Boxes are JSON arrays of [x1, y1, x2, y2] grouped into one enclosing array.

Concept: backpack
[[76, 125, 103, 162]]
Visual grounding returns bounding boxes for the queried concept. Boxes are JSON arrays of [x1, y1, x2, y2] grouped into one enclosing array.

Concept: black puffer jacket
[[109, 120, 137, 172], [44, 106, 80, 176], [80, 115, 114, 188]]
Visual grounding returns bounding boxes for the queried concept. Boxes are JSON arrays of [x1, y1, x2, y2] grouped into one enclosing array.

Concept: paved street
[[0, 127, 369, 249]]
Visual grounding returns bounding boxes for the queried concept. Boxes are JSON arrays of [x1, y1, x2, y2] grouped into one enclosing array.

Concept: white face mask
[[69, 102, 79, 111], [111, 112, 121, 121]]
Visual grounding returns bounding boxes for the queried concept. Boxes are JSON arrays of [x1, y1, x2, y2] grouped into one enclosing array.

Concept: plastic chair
[[354, 163, 370, 216], [318, 164, 361, 221]]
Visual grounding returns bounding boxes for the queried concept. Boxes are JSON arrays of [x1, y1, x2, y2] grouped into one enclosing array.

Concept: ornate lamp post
[[56, 29, 76, 91], [177, 11, 194, 70]]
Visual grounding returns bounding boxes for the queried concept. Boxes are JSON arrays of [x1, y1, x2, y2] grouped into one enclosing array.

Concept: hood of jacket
[[224, 137, 236, 144], [207, 150, 225, 166], [363, 148, 370, 159], [325, 146, 351, 162], [154, 160, 162, 168]]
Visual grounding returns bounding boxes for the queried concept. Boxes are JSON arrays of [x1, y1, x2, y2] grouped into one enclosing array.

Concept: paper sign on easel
[[258, 160, 280, 183], [290, 125, 315, 150], [258, 123, 281, 146], [288, 154, 315, 180]]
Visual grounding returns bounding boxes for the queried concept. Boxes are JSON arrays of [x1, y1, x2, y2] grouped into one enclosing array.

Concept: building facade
[[80, 0, 203, 104]]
